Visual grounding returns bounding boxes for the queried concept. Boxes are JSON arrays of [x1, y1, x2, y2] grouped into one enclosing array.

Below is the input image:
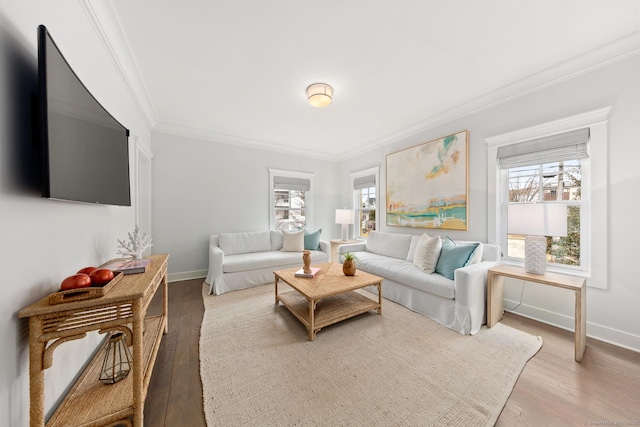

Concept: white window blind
[[353, 175, 376, 190], [273, 176, 310, 191], [497, 128, 590, 169]]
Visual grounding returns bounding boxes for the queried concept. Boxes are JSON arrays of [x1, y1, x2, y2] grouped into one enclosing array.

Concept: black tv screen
[[38, 25, 131, 206]]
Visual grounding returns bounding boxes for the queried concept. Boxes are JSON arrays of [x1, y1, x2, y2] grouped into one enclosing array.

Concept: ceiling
[[105, 1, 640, 161]]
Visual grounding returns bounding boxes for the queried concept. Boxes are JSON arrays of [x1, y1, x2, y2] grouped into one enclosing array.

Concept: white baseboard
[[503, 298, 640, 353], [168, 269, 207, 283]]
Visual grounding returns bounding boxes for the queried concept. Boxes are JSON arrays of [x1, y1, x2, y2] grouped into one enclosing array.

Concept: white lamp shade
[[307, 83, 333, 108], [508, 203, 568, 237], [335, 209, 353, 225]]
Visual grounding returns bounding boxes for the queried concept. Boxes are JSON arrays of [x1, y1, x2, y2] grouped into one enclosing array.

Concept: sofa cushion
[[219, 231, 272, 255], [304, 229, 322, 250], [281, 230, 304, 252], [406, 235, 421, 262], [435, 237, 479, 280], [450, 239, 486, 264], [355, 251, 455, 299], [270, 230, 284, 251], [413, 234, 442, 274], [223, 250, 326, 273], [466, 243, 484, 266], [365, 231, 412, 259], [481, 243, 500, 262]]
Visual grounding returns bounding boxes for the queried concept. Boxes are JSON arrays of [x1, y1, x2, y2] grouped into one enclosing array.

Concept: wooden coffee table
[[274, 262, 383, 341]]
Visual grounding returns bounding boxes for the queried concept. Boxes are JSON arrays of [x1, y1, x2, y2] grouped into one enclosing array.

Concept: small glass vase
[[100, 332, 132, 384]]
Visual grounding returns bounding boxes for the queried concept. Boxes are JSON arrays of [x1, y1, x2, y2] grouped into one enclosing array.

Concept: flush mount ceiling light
[[306, 83, 333, 108]]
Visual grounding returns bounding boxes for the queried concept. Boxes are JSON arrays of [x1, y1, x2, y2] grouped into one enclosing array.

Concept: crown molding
[[153, 123, 341, 162], [78, 0, 158, 128], [337, 31, 640, 162]]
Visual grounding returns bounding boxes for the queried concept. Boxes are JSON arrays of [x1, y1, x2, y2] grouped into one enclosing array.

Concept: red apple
[[61, 274, 92, 291], [89, 269, 114, 286], [77, 266, 97, 275]]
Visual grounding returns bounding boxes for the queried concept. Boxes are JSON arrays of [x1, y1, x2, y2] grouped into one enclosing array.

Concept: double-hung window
[[486, 107, 610, 289], [351, 167, 379, 239], [498, 129, 589, 272], [269, 169, 313, 231]]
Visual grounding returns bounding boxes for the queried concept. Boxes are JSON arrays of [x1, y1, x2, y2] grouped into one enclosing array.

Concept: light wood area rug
[[199, 284, 542, 426]]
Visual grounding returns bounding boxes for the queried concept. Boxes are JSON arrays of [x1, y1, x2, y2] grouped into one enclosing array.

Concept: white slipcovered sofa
[[337, 231, 500, 335], [205, 230, 330, 295]]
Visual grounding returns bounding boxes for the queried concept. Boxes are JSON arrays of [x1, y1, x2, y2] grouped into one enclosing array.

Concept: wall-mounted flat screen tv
[[37, 25, 131, 206]]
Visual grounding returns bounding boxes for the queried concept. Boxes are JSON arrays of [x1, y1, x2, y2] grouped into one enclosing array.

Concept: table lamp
[[335, 209, 353, 241], [508, 203, 567, 274]]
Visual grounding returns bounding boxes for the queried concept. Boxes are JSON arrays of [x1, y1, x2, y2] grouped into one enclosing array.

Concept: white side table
[[487, 264, 586, 362]]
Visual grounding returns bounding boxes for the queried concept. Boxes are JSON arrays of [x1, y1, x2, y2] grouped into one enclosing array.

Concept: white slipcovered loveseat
[[337, 231, 500, 335], [205, 230, 329, 295]]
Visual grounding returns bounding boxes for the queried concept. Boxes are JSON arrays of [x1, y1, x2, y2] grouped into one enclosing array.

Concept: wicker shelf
[[46, 316, 164, 427], [19, 254, 170, 427], [278, 290, 379, 330]]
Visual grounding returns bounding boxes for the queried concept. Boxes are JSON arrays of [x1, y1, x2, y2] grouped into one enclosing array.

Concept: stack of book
[[294, 267, 320, 278], [102, 258, 152, 275]]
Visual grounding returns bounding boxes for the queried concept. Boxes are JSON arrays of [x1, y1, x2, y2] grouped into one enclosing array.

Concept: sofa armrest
[[454, 261, 499, 332], [318, 240, 331, 260], [205, 235, 224, 295], [335, 242, 366, 263]]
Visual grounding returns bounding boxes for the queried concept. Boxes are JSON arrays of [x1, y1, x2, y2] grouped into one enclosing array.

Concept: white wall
[[0, 2, 150, 425], [338, 54, 640, 352], [152, 51, 640, 353], [151, 131, 340, 280]]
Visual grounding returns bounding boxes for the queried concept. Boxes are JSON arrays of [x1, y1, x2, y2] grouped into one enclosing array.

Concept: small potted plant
[[340, 252, 360, 276]]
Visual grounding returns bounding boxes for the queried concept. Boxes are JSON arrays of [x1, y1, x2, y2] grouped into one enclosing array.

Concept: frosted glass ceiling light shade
[[306, 83, 333, 107], [508, 203, 567, 274]]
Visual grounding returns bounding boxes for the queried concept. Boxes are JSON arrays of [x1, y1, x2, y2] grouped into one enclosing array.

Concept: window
[[486, 107, 610, 289], [269, 169, 314, 231], [498, 128, 589, 272], [504, 160, 585, 270], [351, 167, 379, 239]]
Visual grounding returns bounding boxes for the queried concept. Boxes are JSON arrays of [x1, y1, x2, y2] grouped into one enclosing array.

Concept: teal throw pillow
[[304, 229, 322, 250], [435, 237, 479, 280]]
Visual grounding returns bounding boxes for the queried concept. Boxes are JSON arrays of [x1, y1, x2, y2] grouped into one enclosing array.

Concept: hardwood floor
[[145, 278, 206, 427], [145, 279, 640, 426], [497, 315, 640, 426]]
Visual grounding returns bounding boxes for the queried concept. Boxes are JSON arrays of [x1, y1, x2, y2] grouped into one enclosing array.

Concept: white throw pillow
[[281, 230, 304, 252], [412, 234, 442, 274], [406, 235, 422, 262]]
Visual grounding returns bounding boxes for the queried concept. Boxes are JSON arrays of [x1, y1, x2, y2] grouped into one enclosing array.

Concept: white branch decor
[[117, 226, 153, 259]]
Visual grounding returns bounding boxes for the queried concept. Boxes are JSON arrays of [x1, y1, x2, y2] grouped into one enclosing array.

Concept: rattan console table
[[19, 253, 169, 427]]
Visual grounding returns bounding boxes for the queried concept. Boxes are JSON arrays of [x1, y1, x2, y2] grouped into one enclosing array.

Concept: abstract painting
[[386, 130, 468, 230]]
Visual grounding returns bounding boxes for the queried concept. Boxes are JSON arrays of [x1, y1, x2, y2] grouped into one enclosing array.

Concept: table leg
[[575, 286, 587, 362], [162, 272, 169, 334], [309, 299, 316, 341], [132, 300, 144, 427], [487, 273, 504, 328], [274, 276, 279, 304], [29, 317, 45, 427], [376, 282, 382, 314]]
